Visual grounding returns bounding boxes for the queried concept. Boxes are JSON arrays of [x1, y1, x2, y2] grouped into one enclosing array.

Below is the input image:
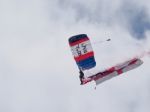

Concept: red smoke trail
[[136, 50, 150, 59]]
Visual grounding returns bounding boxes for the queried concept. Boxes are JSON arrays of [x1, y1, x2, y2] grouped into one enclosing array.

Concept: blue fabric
[[77, 56, 96, 70], [69, 34, 88, 44]]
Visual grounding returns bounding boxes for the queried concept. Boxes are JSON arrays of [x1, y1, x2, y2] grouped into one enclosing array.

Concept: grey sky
[[0, 0, 150, 112]]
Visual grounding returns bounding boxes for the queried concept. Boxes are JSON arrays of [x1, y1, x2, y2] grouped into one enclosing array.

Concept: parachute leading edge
[[69, 34, 96, 70]]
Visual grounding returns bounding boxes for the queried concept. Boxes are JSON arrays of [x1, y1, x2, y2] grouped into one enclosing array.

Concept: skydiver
[[79, 70, 84, 85]]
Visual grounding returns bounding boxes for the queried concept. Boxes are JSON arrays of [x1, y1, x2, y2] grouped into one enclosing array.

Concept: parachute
[[68, 34, 96, 70]]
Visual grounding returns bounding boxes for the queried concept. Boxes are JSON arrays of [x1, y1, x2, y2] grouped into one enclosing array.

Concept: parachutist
[[79, 70, 84, 85]]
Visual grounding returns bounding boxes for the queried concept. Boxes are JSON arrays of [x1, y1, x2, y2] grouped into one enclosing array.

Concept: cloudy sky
[[0, 0, 150, 112]]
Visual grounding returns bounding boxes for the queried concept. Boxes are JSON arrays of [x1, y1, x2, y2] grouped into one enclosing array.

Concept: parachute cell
[[69, 34, 96, 70]]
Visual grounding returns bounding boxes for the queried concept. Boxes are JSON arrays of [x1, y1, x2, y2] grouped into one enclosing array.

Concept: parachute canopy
[[69, 34, 96, 70]]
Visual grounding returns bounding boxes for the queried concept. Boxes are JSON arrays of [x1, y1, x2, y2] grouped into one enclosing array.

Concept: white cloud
[[0, 0, 150, 112]]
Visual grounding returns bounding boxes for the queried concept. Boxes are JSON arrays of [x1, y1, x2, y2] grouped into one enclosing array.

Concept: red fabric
[[129, 58, 137, 65], [74, 51, 94, 62], [117, 69, 123, 75]]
